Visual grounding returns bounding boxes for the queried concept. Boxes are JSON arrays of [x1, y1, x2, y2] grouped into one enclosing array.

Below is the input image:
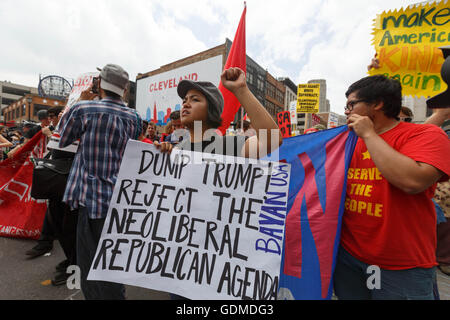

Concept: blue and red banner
[[265, 125, 357, 300]]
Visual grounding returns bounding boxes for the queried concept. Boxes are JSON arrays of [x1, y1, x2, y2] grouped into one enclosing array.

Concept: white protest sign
[[328, 112, 340, 129], [47, 72, 99, 153], [64, 72, 99, 112], [136, 55, 222, 125], [88, 141, 290, 300]]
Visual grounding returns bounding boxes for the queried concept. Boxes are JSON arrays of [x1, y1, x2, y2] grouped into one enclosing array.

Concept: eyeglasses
[[399, 117, 412, 123], [345, 99, 367, 111]]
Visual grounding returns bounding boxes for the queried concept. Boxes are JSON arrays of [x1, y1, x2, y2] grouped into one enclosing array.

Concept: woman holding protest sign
[[153, 67, 282, 300]]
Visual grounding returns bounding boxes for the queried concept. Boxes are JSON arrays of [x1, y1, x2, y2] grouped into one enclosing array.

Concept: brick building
[[136, 38, 291, 126], [2, 94, 65, 123], [265, 72, 285, 120], [1, 81, 38, 123]]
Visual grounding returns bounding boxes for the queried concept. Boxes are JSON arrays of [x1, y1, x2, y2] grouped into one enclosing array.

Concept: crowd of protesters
[[1, 60, 449, 301]]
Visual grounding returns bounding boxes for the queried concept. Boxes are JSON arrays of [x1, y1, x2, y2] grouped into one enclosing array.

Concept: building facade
[[402, 96, 431, 123], [2, 94, 65, 123], [136, 38, 288, 127], [265, 72, 285, 121], [307, 79, 329, 113], [1, 81, 38, 122], [245, 55, 267, 112], [278, 77, 297, 111]]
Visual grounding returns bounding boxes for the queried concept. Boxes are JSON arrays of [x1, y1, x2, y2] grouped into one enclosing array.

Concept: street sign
[[38, 75, 72, 100]]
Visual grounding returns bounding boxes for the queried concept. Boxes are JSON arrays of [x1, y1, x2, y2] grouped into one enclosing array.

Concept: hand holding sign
[[367, 53, 380, 71], [153, 141, 174, 153], [87, 142, 290, 300]]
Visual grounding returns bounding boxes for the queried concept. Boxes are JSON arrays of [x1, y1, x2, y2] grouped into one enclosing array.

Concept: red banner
[[0, 131, 47, 240]]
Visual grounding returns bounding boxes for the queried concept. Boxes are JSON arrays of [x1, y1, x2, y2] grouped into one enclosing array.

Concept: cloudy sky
[[0, 0, 419, 115]]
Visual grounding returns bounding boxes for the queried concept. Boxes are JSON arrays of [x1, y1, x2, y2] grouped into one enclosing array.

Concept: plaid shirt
[[59, 98, 141, 219]]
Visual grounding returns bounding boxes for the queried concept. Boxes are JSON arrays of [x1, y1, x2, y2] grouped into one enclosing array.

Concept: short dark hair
[[205, 96, 223, 129], [141, 120, 148, 136], [103, 89, 121, 100], [170, 110, 180, 120], [37, 109, 48, 120], [400, 106, 414, 117], [48, 106, 63, 116], [346, 75, 402, 119]]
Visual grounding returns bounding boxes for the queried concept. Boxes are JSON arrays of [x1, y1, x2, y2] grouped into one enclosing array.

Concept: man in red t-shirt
[[334, 75, 450, 300]]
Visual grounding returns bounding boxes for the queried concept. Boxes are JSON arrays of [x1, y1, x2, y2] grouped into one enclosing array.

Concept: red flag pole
[[218, 3, 247, 135]]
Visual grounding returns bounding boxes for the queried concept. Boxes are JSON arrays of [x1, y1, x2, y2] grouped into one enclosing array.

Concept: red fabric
[[341, 122, 450, 270], [304, 128, 319, 134], [217, 5, 246, 135], [0, 131, 48, 240], [141, 138, 154, 144]]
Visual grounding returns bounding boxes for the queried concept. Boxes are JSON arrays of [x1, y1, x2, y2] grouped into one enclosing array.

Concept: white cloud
[[0, 0, 421, 115], [293, 0, 418, 114]]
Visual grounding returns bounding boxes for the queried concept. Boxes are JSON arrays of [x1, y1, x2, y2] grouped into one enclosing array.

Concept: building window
[[16, 107, 20, 118], [276, 89, 284, 104], [2, 97, 16, 106], [257, 75, 265, 92], [266, 83, 275, 99], [247, 72, 254, 85], [266, 101, 278, 118], [2, 86, 30, 96], [22, 104, 26, 116]]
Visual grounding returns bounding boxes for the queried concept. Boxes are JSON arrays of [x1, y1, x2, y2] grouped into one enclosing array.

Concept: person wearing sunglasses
[[334, 75, 450, 300]]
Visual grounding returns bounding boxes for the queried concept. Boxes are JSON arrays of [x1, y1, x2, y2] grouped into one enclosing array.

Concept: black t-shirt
[[50, 148, 75, 160], [177, 133, 248, 157]]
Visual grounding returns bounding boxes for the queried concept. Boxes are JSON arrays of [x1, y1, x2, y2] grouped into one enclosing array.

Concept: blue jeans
[[333, 246, 436, 300], [77, 207, 126, 300]]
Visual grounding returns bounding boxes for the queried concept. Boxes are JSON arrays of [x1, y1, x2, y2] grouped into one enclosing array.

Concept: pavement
[[0, 236, 170, 300], [0, 236, 449, 300]]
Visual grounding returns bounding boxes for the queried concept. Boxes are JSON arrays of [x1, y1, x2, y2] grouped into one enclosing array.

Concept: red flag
[[0, 131, 47, 240], [217, 4, 247, 135], [277, 111, 292, 138]]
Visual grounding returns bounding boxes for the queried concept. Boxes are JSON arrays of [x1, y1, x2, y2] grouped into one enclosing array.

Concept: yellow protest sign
[[297, 83, 320, 113], [369, 1, 450, 97]]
